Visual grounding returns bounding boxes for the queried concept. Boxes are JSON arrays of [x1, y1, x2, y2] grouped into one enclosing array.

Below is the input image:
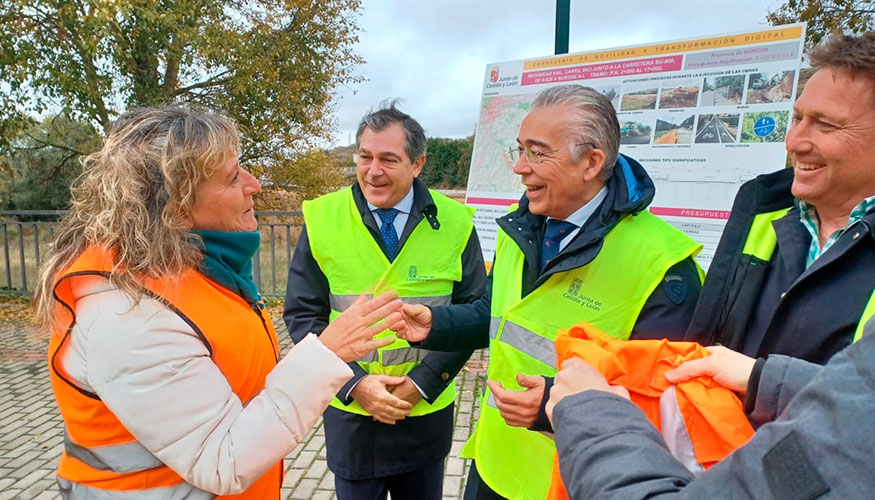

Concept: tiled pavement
[[0, 318, 487, 499]]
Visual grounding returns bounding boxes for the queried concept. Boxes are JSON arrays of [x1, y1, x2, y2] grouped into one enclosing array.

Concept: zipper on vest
[[252, 303, 279, 362]]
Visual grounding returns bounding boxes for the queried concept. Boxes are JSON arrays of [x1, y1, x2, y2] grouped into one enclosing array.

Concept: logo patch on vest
[[562, 277, 603, 311], [406, 265, 435, 282], [662, 274, 687, 304]]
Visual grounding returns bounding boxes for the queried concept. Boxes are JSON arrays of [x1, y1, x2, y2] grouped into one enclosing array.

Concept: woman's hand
[[319, 292, 405, 362], [665, 345, 756, 394]]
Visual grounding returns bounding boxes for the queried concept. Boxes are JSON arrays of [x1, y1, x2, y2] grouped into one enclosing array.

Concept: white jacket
[[59, 275, 352, 495]]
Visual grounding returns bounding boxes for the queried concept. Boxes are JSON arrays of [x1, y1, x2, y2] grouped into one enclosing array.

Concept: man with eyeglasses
[[399, 84, 703, 500]]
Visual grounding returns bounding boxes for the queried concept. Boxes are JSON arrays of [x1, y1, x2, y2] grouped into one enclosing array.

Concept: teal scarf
[[193, 230, 261, 305]]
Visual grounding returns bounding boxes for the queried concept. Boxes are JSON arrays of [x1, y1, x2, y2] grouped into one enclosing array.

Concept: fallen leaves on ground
[[0, 296, 33, 322]]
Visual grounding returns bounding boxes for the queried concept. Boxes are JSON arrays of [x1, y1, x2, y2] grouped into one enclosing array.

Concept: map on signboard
[[467, 94, 533, 193], [467, 86, 621, 194]]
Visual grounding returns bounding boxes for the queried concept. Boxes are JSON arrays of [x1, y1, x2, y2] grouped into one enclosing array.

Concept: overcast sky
[[331, 0, 784, 146]]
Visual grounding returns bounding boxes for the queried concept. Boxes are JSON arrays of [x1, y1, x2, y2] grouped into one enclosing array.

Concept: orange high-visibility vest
[[546, 323, 754, 500], [48, 246, 282, 499]]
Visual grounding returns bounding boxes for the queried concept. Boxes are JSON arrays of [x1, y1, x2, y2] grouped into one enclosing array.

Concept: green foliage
[[740, 111, 790, 143], [768, 0, 875, 49], [1, 115, 99, 210], [715, 76, 745, 99], [253, 149, 345, 206], [420, 136, 474, 189], [0, 0, 363, 197]]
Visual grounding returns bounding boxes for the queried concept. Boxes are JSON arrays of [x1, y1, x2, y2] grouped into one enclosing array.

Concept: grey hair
[[531, 85, 620, 181], [355, 99, 426, 162]]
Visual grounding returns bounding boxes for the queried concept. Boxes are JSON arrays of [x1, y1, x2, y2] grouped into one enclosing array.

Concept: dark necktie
[[375, 208, 400, 262], [541, 219, 577, 270]]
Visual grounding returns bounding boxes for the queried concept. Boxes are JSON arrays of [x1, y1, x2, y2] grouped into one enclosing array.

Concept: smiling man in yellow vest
[[685, 33, 875, 365], [283, 101, 486, 500], [400, 85, 704, 500]]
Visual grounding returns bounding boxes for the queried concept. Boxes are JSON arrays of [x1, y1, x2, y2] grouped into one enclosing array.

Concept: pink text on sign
[[521, 56, 683, 86]]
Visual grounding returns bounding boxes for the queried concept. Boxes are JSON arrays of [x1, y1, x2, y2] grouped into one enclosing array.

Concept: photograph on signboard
[[620, 119, 653, 145], [695, 113, 739, 143], [465, 24, 805, 268], [653, 114, 695, 144], [745, 71, 796, 104], [658, 79, 700, 109], [595, 85, 621, 110], [620, 82, 659, 110], [795, 67, 816, 100], [700, 75, 745, 106], [740, 111, 789, 143]]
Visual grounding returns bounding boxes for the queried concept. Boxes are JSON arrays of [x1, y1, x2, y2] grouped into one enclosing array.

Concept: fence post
[[2, 225, 11, 290]]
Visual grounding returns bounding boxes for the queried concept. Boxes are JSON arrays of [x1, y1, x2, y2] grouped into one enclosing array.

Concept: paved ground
[[0, 317, 487, 499]]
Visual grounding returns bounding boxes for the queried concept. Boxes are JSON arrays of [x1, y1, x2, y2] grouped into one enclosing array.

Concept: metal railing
[[0, 210, 304, 298]]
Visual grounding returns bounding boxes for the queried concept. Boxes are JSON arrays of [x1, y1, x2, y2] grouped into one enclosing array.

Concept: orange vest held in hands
[[546, 323, 755, 500]]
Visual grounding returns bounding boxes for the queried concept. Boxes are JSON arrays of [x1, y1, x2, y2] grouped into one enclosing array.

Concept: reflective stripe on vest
[[329, 293, 451, 312], [64, 431, 163, 473], [57, 477, 215, 500], [304, 187, 474, 417], [49, 246, 281, 499], [743, 209, 875, 344], [464, 208, 703, 500]]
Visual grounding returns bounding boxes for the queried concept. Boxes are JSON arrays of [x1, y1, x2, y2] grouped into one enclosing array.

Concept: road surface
[[695, 117, 736, 143]]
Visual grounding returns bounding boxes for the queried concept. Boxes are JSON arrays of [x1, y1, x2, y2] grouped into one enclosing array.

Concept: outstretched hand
[[664, 345, 756, 394], [319, 292, 405, 363], [396, 303, 433, 343]]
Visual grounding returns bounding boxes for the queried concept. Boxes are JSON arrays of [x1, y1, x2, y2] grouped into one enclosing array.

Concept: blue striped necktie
[[375, 208, 400, 262]]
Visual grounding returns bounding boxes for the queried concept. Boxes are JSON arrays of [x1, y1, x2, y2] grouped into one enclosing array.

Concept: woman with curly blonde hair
[[33, 106, 404, 499]]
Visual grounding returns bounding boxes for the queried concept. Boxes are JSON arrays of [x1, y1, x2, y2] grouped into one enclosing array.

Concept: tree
[[768, 0, 875, 48], [2, 115, 99, 210], [420, 136, 474, 189], [0, 0, 363, 196]]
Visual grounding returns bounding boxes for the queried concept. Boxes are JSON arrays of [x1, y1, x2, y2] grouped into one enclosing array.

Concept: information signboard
[[465, 24, 806, 269]]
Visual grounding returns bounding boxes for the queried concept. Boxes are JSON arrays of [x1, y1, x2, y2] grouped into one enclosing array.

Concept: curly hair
[[33, 106, 240, 331], [810, 32, 875, 81]]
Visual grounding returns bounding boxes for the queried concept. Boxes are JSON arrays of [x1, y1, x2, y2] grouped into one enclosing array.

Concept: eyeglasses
[[507, 142, 596, 165]]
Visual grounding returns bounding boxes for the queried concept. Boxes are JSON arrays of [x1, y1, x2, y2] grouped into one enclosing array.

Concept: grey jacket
[[553, 318, 875, 500]]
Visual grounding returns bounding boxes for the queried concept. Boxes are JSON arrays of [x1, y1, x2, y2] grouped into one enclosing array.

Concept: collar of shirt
[[368, 186, 415, 238], [799, 195, 875, 268], [546, 185, 608, 252]]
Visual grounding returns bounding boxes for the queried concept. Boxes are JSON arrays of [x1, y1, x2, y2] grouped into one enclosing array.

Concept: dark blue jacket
[[685, 168, 875, 364], [425, 154, 702, 430], [283, 178, 487, 479]]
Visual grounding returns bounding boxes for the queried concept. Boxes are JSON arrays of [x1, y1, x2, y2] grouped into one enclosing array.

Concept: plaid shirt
[[800, 196, 875, 268]]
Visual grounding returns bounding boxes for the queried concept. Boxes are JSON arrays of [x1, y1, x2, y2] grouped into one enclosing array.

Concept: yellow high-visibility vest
[[304, 187, 475, 416], [463, 207, 702, 500]]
